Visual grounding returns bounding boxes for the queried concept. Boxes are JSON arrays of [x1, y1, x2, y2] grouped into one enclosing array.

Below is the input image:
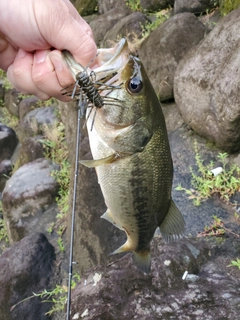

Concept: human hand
[[0, 0, 97, 101]]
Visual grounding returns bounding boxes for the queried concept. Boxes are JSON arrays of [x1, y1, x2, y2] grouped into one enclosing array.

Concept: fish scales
[[63, 39, 185, 273]]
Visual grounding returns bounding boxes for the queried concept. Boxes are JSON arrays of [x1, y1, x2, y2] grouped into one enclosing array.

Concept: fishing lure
[[74, 70, 104, 108]]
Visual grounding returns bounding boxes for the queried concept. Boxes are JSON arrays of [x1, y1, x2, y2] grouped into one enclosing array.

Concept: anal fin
[[101, 209, 123, 230]]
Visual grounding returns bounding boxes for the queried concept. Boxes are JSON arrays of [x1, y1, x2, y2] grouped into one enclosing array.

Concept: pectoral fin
[[159, 200, 185, 243], [79, 154, 117, 168]]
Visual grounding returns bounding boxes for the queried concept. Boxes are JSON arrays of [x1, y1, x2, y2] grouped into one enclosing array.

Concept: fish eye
[[127, 77, 143, 94]]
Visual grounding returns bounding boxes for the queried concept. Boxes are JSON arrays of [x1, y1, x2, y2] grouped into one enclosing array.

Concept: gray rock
[[174, 8, 240, 153], [0, 232, 55, 320], [90, 6, 131, 46], [2, 158, 59, 243], [103, 12, 149, 46], [19, 96, 39, 121], [174, 0, 218, 15], [4, 88, 21, 118], [12, 136, 44, 170], [69, 237, 240, 320], [0, 124, 18, 162], [97, 0, 129, 14], [138, 12, 206, 101], [18, 106, 58, 141], [140, 0, 174, 11]]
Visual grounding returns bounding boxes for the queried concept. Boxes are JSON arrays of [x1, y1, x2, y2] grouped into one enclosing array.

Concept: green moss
[[219, 0, 240, 16], [0, 201, 9, 249], [0, 107, 19, 129]]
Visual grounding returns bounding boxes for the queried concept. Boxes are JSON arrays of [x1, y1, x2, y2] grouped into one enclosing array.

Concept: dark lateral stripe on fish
[[129, 160, 156, 252]]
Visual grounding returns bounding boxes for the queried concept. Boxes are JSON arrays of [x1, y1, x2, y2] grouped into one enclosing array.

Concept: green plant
[[125, 0, 142, 11], [40, 120, 70, 250], [18, 93, 32, 100], [53, 159, 70, 217], [0, 201, 9, 244], [197, 215, 239, 238], [47, 222, 55, 234], [10, 274, 80, 315], [197, 215, 226, 237], [10, 285, 67, 315], [219, 0, 240, 16], [0, 107, 19, 128], [57, 237, 65, 252], [2, 78, 13, 91], [228, 258, 240, 270], [0, 69, 12, 90], [0, 70, 6, 78], [36, 97, 57, 107], [176, 142, 240, 206], [141, 11, 169, 38], [0, 218, 9, 243]]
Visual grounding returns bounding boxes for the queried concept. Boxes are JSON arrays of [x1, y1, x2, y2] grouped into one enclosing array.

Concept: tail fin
[[111, 243, 151, 273], [159, 200, 185, 243], [132, 250, 151, 274]]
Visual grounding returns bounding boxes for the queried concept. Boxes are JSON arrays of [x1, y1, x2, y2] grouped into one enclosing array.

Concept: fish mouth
[[63, 38, 130, 82]]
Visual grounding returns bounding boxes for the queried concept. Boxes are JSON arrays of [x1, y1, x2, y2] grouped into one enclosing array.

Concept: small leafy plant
[[0, 218, 9, 244], [228, 258, 240, 270], [141, 11, 169, 38], [0, 201, 9, 246], [176, 142, 240, 206], [10, 274, 80, 315], [197, 215, 239, 238], [197, 215, 225, 237], [125, 0, 142, 12], [0, 107, 19, 128]]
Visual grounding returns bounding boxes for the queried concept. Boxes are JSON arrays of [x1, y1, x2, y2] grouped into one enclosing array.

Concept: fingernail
[[34, 50, 48, 64], [16, 49, 27, 59]]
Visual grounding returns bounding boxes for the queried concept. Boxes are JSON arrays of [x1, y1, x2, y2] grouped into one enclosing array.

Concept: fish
[[63, 39, 185, 273]]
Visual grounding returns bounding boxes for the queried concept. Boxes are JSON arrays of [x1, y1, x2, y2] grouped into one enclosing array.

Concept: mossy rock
[[71, 0, 98, 16]]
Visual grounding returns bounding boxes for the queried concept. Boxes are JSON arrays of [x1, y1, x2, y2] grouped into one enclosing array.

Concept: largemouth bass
[[63, 39, 185, 273]]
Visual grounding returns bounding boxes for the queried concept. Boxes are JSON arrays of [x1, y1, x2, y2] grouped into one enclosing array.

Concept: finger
[[37, 0, 97, 66], [31, 50, 72, 102], [49, 50, 75, 88], [0, 34, 17, 71], [7, 49, 50, 100]]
